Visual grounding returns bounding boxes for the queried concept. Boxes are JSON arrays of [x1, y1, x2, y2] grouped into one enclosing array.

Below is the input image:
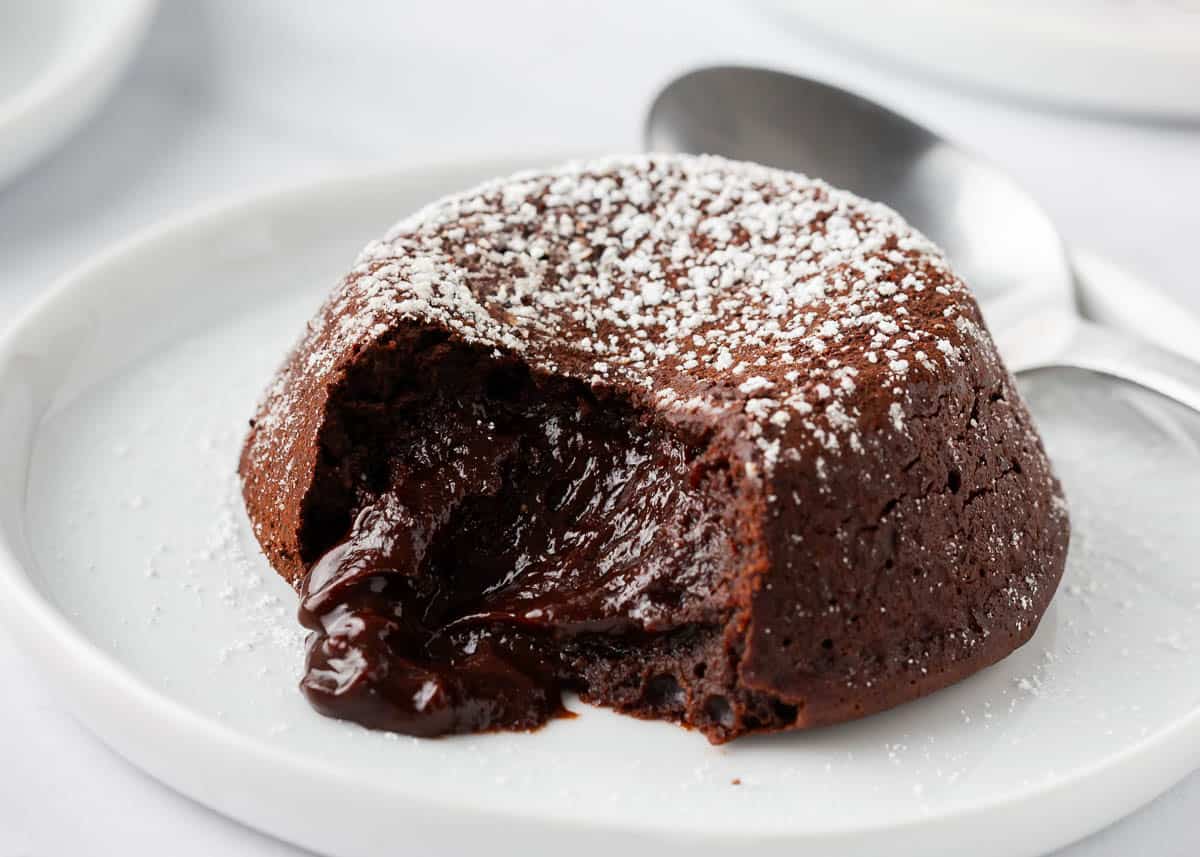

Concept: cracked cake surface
[[239, 154, 1070, 742]]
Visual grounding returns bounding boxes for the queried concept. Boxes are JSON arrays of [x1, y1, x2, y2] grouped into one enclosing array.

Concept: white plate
[[0, 0, 156, 186], [758, 0, 1200, 118], [2, 158, 1200, 857]]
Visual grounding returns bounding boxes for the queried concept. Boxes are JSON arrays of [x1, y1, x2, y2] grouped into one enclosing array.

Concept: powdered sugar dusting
[[246, 154, 993, 484]]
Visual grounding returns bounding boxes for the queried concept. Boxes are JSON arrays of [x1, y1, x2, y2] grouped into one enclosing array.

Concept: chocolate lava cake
[[239, 155, 1069, 743]]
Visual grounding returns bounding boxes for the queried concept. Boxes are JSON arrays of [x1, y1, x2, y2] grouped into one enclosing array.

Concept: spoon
[[645, 66, 1200, 413]]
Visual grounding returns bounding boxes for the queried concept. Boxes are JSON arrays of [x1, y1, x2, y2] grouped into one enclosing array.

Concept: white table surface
[[1, 3, 1197, 855]]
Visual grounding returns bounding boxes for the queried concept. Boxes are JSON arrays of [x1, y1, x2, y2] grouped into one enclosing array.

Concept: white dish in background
[[0, 0, 156, 187], [758, 0, 1200, 118], [1, 158, 1200, 857]]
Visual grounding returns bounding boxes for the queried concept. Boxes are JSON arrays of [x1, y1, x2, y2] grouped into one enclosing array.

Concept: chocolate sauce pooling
[[297, 379, 732, 736]]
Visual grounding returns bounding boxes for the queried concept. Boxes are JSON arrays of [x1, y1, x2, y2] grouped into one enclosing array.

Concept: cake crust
[[240, 155, 1069, 741]]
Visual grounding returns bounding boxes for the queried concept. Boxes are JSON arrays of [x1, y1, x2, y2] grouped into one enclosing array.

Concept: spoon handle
[[1017, 318, 1200, 415]]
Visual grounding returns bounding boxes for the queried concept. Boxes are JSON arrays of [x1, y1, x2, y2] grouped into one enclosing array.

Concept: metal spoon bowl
[[645, 66, 1200, 413]]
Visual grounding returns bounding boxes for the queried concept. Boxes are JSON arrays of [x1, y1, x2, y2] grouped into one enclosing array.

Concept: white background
[[0, 2, 1197, 855]]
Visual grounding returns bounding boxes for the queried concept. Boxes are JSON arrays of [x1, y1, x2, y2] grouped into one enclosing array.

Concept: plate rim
[[754, 0, 1200, 118], [2, 155, 1200, 854]]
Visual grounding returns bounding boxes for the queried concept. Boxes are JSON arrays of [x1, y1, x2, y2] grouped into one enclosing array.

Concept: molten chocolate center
[[297, 364, 734, 736]]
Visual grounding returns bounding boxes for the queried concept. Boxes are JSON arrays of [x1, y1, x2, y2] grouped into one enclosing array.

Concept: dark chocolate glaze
[[297, 362, 735, 736]]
